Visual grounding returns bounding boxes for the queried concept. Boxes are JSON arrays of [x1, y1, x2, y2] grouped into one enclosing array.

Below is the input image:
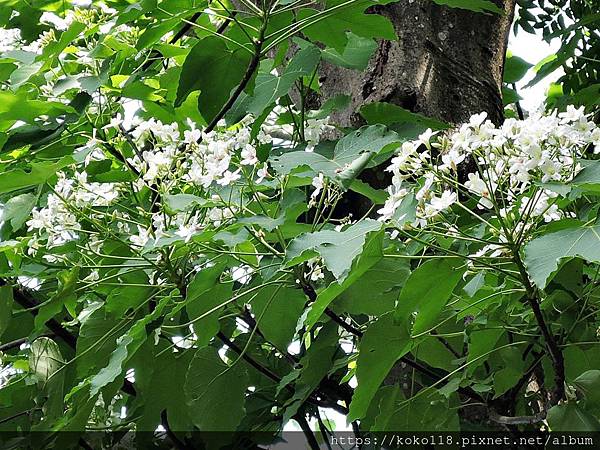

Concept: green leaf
[[321, 32, 377, 70], [395, 259, 465, 335], [175, 37, 251, 122], [281, 323, 338, 421], [76, 307, 119, 378], [0, 156, 74, 194], [547, 403, 600, 431], [29, 337, 63, 384], [335, 258, 410, 316], [348, 313, 411, 421], [250, 285, 306, 349], [185, 263, 231, 347], [467, 327, 503, 374], [348, 179, 388, 204], [232, 45, 321, 120], [89, 297, 168, 396], [297, 0, 396, 52], [571, 160, 600, 189], [163, 193, 214, 213], [285, 219, 382, 282], [134, 344, 194, 431], [304, 228, 383, 329], [272, 125, 400, 188], [432, 0, 503, 13], [524, 224, 600, 288], [573, 370, 600, 413], [0, 91, 74, 124], [502, 86, 521, 105], [306, 94, 351, 120], [184, 346, 249, 431], [360, 102, 449, 130], [0, 285, 13, 339], [1, 194, 36, 230], [503, 53, 532, 83]]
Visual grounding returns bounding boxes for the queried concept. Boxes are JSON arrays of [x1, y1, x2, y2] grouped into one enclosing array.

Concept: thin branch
[[160, 410, 188, 450], [200, 20, 267, 136], [294, 410, 320, 450]]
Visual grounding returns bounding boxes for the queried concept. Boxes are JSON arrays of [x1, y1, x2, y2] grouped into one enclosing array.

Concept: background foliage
[[0, 0, 599, 448]]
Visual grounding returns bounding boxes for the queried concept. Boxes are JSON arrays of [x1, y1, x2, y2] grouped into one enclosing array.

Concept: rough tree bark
[[318, 0, 517, 127]]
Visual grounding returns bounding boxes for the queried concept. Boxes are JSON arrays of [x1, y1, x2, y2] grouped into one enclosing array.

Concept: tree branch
[[200, 19, 267, 136], [294, 410, 320, 450]]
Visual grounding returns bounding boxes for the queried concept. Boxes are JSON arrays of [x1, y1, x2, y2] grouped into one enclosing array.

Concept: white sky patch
[[509, 8, 567, 113]]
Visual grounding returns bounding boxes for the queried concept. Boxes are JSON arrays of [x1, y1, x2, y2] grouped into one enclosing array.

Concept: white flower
[[559, 105, 585, 124], [0, 28, 21, 53], [256, 164, 269, 184], [83, 270, 100, 282], [440, 148, 465, 171], [464, 173, 493, 209], [311, 173, 325, 199], [377, 187, 408, 222], [40, 12, 71, 31], [469, 112, 488, 128], [240, 144, 258, 166], [418, 128, 435, 149], [130, 226, 151, 247], [307, 258, 325, 282], [231, 265, 253, 284], [424, 190, 457, 217], [217, 169, 241, 186]]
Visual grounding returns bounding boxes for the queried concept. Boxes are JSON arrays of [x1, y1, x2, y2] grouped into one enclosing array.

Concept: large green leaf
[[250, 285, 306, 350], [0, 156, 74, 194], [229, 45, 321, 121], [29, 337, 63, 384], [76, 306, 120, 378], [573, 370, 600, 415], [281, 323, 338, 421], [0, 285, 13, 339], [297, 0, 396, 52], [360, 102, 449, 130], [524, 224, 600, 288], [348, 313, 411, 421], [304, 228, 384, 329], [321, 32, 377, 70], [175, 37, 251, 122], [503, 53, 532, 83], [0, 91, 74, 124], [335, 258, 410, 316], [395, 258, 465, 335], [271, 125, 400, 188], [547, 403, 600, 431], [89, 297, 168, 396], [0, 193, 36, 230], [185, 262, 231, 347], [285, 219, 382, 282], [184, 346, 249, 431], [432, 0, 503, 13]]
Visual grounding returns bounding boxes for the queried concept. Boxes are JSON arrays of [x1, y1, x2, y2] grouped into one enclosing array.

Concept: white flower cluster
[[27, 172, 120, 249], [379, 107, 599, 227], [303, 117, 334, 152], [0, 28, 21, 53], [185, 119, 270, 188], [126, 118, 180, 184]]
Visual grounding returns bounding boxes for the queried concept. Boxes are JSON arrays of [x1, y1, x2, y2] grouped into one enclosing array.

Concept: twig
[[294, 410, 320, 450], [160, 410, 188, 450], [200, 19, 268, 136]]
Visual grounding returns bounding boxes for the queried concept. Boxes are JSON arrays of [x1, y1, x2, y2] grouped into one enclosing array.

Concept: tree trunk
[[318, 0, 517, 128]]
